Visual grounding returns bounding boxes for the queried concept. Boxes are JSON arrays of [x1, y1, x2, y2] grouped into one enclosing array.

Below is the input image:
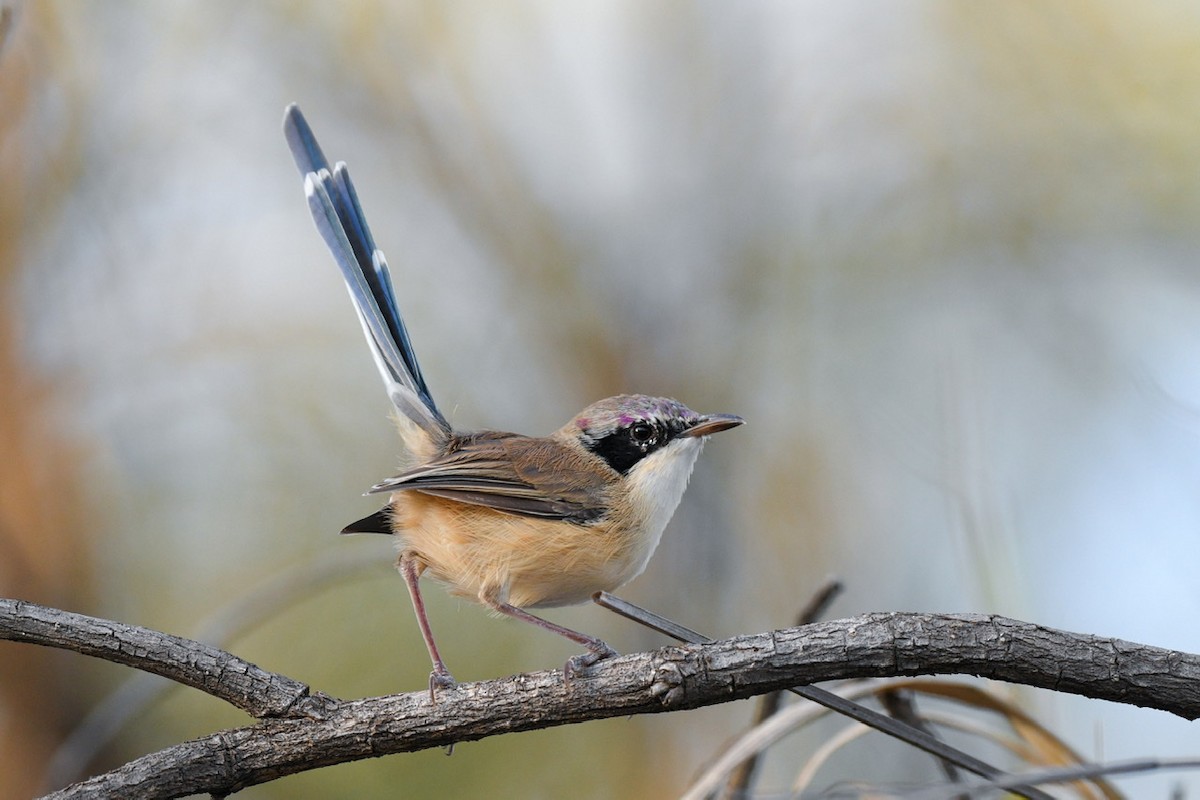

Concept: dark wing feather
[[367, 434, 610, 524]]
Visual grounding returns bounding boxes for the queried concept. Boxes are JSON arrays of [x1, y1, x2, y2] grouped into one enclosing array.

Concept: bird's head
[[565, 394, 743, 476], [562, 394, 742, 531]]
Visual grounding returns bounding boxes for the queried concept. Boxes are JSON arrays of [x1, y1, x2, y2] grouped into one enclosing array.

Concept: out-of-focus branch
[[722, 577, 843, 798], [2, 600, 1197, 799], [42, 550, 384, 789]]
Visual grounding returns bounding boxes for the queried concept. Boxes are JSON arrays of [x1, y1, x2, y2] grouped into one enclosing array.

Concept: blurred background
[[3, 1, 1200, 797]]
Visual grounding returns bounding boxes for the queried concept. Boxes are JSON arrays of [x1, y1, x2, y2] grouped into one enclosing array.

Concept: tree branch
[[0, 599, 335, 720], [2, 598, 1197, 799]]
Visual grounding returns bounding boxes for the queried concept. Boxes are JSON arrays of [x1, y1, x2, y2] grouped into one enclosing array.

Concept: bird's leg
[[397, 552, 456, 699], [482, 598, 618, 682]]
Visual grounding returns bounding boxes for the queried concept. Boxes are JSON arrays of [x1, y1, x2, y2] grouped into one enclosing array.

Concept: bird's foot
[[428, 667, 457, 701], [563, 641, 619, 685]]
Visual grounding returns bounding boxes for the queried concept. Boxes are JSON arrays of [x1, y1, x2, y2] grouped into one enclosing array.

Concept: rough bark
[[2, 599, 1196, 800]]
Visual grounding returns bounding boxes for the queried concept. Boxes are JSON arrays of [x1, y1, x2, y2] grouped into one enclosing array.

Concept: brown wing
[[366, 432, 611, 524]]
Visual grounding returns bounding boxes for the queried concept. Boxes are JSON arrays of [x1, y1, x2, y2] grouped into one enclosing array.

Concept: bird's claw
[[428, 668, 457, 701], [563, 642, 619, 685], [650, 661, 685, 708]]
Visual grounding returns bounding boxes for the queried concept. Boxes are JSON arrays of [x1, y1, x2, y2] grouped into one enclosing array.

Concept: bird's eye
[[630, 422, 656, 445]]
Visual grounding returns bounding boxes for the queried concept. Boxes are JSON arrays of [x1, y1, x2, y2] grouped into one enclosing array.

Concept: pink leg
[[398, 553, 456, 699], [483, 598, 618, 681]]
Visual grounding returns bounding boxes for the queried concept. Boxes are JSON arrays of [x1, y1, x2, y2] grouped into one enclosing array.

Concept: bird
[[282, 103, 744, 697]]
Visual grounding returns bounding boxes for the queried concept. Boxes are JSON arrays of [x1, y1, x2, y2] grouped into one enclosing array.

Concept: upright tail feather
[[283, 104, 451, 444]]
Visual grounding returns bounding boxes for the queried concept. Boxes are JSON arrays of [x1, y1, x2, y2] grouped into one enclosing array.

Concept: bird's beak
[[681, 413, 745, 438]]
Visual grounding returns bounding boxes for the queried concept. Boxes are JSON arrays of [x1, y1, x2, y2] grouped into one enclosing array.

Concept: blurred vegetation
[[3, 1, 1200, 797]]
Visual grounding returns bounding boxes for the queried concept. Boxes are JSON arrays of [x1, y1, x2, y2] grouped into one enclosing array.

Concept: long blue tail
[[283, 104, 450, 443]]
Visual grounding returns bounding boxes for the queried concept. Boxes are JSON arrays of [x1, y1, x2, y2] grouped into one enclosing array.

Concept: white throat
[[619, 436, 706, 579]]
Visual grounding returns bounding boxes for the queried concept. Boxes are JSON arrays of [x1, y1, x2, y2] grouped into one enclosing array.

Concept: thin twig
[[593, 592, 1054, 800], [880, 689, 964, 794], [903, 756, 1200, 800], [722, 577, 843, 798], [42, 549, 384, 789]]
